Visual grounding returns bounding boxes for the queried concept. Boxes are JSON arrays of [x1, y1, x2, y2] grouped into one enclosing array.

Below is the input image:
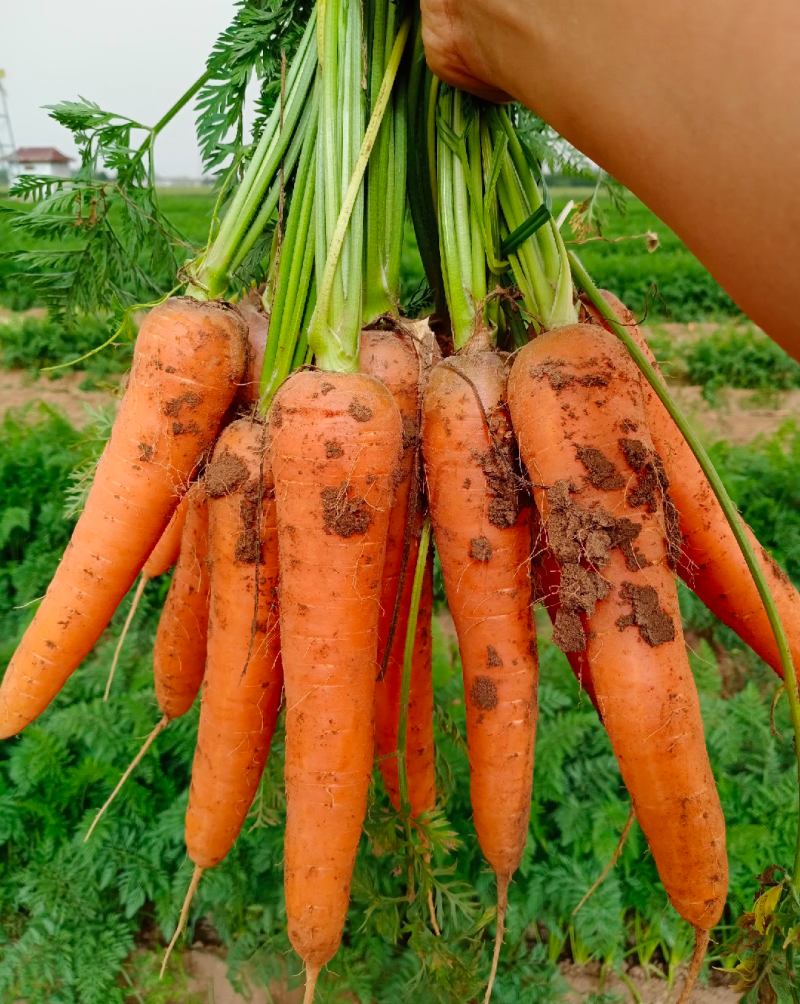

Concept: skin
[[422, 351, 538, 900], [153, 483, 211, 723], [508, 322, 728, 930], [420, 0, 800, 357], [269, 370, 402, 985], [588, 291, 800, 684], [0, 298, 247, 739], [361, 328, 436, 818], [185, 419, 283, 869]]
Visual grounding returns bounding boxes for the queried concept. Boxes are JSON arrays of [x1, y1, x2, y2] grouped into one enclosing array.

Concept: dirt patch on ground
[[0, 369, 119, 426], [668, 385, 800, 446], [561, 960, 741, 1004]]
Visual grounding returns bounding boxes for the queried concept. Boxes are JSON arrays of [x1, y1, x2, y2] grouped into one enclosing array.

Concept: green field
[[2, 187, 739, 321]]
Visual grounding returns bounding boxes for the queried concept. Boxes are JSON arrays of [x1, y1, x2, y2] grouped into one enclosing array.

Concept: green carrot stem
[[309, 10, 412, 371], [226, 97, 313, 282], [397, 518, 432, 828], [405, 20, 446, 318], [187, 14, 317, 298], [570, 251, 800, 890]]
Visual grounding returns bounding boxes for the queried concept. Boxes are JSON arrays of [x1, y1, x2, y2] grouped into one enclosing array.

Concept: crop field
[[0, 178, 798, 1004]]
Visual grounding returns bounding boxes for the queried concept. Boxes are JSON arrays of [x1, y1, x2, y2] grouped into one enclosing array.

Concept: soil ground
[[180, 949, 742, 1003]]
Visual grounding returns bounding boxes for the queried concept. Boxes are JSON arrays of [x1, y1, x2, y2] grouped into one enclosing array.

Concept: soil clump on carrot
[[205, 451, 250, 498], [321, 484, 373, 537], [616, 582, 676, 646]]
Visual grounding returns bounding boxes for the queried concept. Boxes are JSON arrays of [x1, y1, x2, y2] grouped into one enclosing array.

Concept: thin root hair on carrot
[[159, 862, 204, 981], [104, 574, 147, 701], [302, 964, 321, 1004], [84, 714, 169, 842], [675, 928, 710, 1004], [484, 874, 509, 1004], [572, 803, 636, 916]]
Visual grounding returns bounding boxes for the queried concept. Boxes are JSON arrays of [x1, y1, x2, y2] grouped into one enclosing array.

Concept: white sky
[[2, 0, 255, 178]]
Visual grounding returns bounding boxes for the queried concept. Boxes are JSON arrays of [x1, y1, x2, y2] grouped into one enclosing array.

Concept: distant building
[[3, 146, 73, 179]]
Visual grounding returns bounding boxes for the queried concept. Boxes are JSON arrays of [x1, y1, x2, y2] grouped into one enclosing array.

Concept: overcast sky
[[2, 0, 254, 178]]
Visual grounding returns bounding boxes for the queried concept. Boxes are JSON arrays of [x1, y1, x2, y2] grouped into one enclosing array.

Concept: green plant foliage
[[684, 327, 800, 399], [0, 315, 133, 388]]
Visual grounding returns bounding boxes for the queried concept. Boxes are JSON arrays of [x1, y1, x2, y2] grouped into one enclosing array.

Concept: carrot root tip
[[84, 714, 169, 843], [676, 927, 710, 1004], [159, 863, 203, 981], [302, 964, 321, 1004], [427, 887, 440, 936], [484, 874, 510, 1004]]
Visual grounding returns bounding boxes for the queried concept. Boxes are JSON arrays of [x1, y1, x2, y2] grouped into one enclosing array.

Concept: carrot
[[238, 297, 270, 406], [587, 290, 800, 684], [508, 322, 727, 998], [422, 348, 538, 1003], [0, 297, 247, 738], [85, 483, 211, 843], [153, 482, 211, 722], [103, 491, 192, 702], [161, 417, 283, 976], [269, 370, 402, 998], [360, 325, 436, 819]]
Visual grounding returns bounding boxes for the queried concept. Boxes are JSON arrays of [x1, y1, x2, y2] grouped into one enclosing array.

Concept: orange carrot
[[238, 299, 270, 406], [587, 291, 800, 684], [269, 370, 402, 995], [422, 348, 538, 1001], [161, 417, 283, 977], [361, 325, 436, 818], [0, 298, 246, 738], [104, 491, 192, 702], [508, 323, 727, 990], [85, 484, 211, 843], [153, 482, 211, 722]]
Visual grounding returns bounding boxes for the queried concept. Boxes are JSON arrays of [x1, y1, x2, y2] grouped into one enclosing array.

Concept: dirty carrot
[[85, 482, 211, 843], [0, 298, 247, 738], [162, 418, 283, 977], [361, 323, 437, 818], [587, 290, 800, 686], [508, 322, 727, 999], [270, 370, 402, 999], [422, 348, 539, 1003], [103, 490, 192, 702]]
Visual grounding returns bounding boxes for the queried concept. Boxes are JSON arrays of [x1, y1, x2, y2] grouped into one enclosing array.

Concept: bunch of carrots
[[5, 1, 800, 1001]]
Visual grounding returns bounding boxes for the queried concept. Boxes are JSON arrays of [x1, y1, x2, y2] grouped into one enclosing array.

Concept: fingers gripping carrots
[[0, 298, 247, 738], [422, 348, 538, 1001], [508, 324, 727, 993], [361, 325, 437, 818], [269, 370, 402, 995]]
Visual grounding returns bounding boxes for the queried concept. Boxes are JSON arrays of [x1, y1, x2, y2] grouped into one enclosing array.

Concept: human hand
[[419, 0, 516, 102]]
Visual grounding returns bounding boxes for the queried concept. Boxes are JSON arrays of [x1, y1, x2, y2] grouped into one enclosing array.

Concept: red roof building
[[3, 146, 73, 178]]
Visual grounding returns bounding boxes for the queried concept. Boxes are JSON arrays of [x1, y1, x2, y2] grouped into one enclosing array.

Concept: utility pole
[[0, 70, 18, 186]]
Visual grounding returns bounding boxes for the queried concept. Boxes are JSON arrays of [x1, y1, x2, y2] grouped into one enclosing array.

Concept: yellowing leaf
[[783, 924, 800, 949], [755, 883, 784, 934]]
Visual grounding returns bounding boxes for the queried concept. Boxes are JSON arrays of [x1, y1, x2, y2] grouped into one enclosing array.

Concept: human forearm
[[423, 0, 800, 354]]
